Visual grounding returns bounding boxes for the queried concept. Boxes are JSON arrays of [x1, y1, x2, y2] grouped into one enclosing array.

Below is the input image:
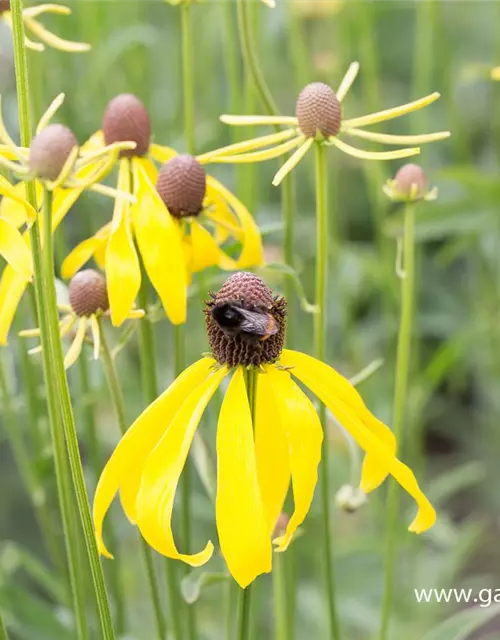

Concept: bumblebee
[[211, 302, 278, 342]]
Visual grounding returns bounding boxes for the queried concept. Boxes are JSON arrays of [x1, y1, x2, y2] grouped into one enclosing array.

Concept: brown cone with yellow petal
[[29, 124, 78, 181], [296, 82, 342, 138], [102, 94, 150, 157], [205, 272, 287, 368], [69, 270, 109, 318], [156, 154, 206, 218]]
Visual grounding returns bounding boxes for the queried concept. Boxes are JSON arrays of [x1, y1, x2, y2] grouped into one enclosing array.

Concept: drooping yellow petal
[[0, 265, 30, 346], [220, 115, 298, 127], [328, 137, 420, 161], [254, 371, 290, 537], [61, 224, 111, 279], [36, 93, 65, 134], [1, 13, 44, 51], [281, 351, 436, 533], [64, 317, 87, 369], [208, 136, 303, 165], [341, 127, 451, 146], [206, 176, 264, 268], [280, 349, 396, 491], [0, 181, 43, 228], [266, 366, 322, 551], [0, 218, 33, 279], [105, 160, 140, 326], [342, 92, 441, 129], [136, 366, 227, 565], [216, 368, 272, 588], [24, 17, 91, 53], [0, 176, 37, 223], [336, 61, 360, 103], [148, 144, 177, 165], [190, 221, 235, 272], [197, 129, 297, 163], [93, 357, 217, 557], [23, 4, 72, 18], [131, 162, 187, 325], [50, 186, 85, 232], [204, 182, 241, 244], [272, 137, 314, 186]]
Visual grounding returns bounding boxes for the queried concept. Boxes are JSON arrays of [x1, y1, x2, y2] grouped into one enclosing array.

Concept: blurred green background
[[2, 1, 500, 638]]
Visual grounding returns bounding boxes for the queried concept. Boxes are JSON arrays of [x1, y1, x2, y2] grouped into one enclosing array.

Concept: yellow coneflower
[[201, 63, 450, 185], [0, 93, 135, 345], [0, 1, 90, 53], [61, 94, 264, 328], [93, 272, 436, 589], [19, 269, 144, 369]]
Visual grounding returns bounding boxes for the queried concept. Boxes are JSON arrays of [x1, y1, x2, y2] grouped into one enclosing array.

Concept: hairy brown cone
[[296, 82, 342, 138], [102, 94, 150, 157], [69, 270, 109, 317], [0, 1, 10, 13], [393, 163, 427, 199], [29, 124, 78, 181], [205, 272, 287, 368], [156, 155, 206, 218]]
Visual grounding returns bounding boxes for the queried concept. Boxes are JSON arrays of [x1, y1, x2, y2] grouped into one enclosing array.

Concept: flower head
[[19, 269, 144, 369], [93, 273, 436, 588], [0, 2, 90, 53], [383, 163, 438, 203], [0, 94, 136, 345], [201, 63, 450, 186], [61, 94, 264, 328]]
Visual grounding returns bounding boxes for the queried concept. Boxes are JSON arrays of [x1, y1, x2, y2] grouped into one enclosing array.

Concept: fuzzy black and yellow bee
[[211, 302, 279, 342]]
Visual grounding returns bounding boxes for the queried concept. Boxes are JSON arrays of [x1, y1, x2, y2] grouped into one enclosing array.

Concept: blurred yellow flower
[[61, 94, 264, 328], [203, 62, 450, 186], [93, 273, 436, 589], [0, 1, 90, 53], [20, 269, 143, 369], [0, 94, 134, 345]]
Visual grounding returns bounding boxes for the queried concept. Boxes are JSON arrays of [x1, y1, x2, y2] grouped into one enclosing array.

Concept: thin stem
[[282, 171, 295, 345], [9, 3, 97, 637], [43, 189, 111, 638], [181, 1, 195, 155], [314, 143, 341, 640], [137, 279, 184, 640], [236, 0, 278, 116], [0, 614, 9, 640], [379, 204, 416, 640], [98, 319, 170, 640], [272, 553, 289, 640]]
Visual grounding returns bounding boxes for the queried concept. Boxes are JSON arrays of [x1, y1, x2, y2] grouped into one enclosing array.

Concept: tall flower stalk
[[9, 2, 115, 637]]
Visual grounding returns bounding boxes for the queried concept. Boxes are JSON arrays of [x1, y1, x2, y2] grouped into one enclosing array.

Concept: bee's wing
[[237, 308, 278, 337]]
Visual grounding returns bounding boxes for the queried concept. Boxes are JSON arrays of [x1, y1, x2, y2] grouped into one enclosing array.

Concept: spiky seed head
[[69, 270, 109, 317], [296, 82, 342, 138], [156, 155, 206, 218], [0, 1, 11, 13], [393, 163, 427, 200], [29, 124, 78, 181], [102, 94, 150, 157], [205, 272, 287, 368]]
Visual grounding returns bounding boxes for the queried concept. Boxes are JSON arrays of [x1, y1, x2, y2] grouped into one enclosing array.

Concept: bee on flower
[[201, 63, 450, 185], [0, 1, 90, 53], [0, 93, 136, 345], [19, 269, 144, 369], [93, 272, 436, 589], [61, 93, 264, 328]]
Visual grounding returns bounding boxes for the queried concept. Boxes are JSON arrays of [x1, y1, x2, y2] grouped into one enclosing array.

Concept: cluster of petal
[[0, 96, 135, 344], [202, 62, 450, 186], [61, 134, 264, 328], [93, 350, 436, 589], [1, 3, 90, 53]]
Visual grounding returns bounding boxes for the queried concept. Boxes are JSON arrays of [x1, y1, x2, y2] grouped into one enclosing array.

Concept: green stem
[[98, 320, 170, 640], [314, 143, 340, 640], [272, 554, 289, 640], [9, 3, 97, 637], [379, 204, 416, 640], [43, 189, 112, 638], [236, 0, 278, 116], [181, 1, 195, 155], [282, 172, 295, 345], [137, 280, 184, 640], [0, 614, 9, 640], [0, 352, 64, 578]]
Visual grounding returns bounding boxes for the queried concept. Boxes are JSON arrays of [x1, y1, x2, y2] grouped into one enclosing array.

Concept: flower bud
[[296, 82, 342, 139], [156, 155, 206, 218], [205, 272, 287, 368], [392, 163, 427, 200], [69, 270, 109, 317], [102, 94, 150, 157], [29, 124, 78, 182], [335, 485, 367, 513]]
